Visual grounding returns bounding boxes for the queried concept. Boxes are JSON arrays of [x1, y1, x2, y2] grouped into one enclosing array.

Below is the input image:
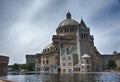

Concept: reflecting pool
[[0, 72, 120, 82]]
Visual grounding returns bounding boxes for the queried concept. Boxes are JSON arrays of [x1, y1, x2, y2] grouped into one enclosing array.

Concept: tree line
[[12, 62, 35, 71]]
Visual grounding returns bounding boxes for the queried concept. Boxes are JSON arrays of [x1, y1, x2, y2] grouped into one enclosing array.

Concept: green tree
[[27, 62, 35, 71], [20, 64, 27, 70], [12, 63, 20, 71], [107, 59, 116, 69]]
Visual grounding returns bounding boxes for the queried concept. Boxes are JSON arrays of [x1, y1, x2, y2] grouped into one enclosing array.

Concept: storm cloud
[[0, 0, 120, 64]]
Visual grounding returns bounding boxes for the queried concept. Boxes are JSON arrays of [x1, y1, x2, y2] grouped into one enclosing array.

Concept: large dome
[[58, 19, 79, 27], [58, 12, 79, 27], [56, 12, 79, 36]]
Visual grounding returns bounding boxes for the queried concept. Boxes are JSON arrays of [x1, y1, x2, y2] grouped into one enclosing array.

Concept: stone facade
[[81, 54, 92, 72], [32, 12, 120, 73], [116, 53, 120, 68], [0, 55, 9, 75], [35, 44, 60, 73], [26, 55, 36, 64], [34, 12, 100, 73], [101, 52, 120, 70]]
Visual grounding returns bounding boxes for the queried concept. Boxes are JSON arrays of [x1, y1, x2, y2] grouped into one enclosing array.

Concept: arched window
[[66, 28, 69, 32], [72, 28, 74, 32], [87, 59, 89, 64], [70, 28, 72, 32], [86, 34, 88, 39], [83, 34, 85, 40], [62, 29, 64, 33], [45, 49, 46, 52], [46, 60, 49, 65], [43, 60, 45, 65], [81, 34, 83, 39], [82, 60, 83, 64], [64, 28, 66, 32], [60, 29, 62, 33], [56, 48, 58, 51], [87, 66, 89, 69], [79, 67, 80, 71]]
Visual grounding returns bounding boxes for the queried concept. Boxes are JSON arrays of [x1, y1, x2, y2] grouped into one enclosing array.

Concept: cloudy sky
[[0, 0, 120, 65]]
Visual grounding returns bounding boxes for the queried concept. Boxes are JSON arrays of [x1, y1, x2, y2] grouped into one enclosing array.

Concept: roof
[[58, 12, 79, 27], [74, 62, 80, 66], [82, 53, 91, 58], [58, 19, 79, 27], [44, 43, 53, 49], [80, 18, 87, 28]]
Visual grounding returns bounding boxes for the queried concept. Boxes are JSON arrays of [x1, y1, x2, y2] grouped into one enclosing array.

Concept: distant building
[[0, 55, 9, 75], [101, 52, 120, 70], [28, 12, 120, 73], [26, 55, 36, 64]]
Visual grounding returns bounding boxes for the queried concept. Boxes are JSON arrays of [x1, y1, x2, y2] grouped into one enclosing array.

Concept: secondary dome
[[58, 12, 79, 27], [44, 43, 53, 49]]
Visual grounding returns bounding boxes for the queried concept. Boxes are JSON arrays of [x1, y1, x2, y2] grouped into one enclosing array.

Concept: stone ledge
[[0, 78, 13, 82]]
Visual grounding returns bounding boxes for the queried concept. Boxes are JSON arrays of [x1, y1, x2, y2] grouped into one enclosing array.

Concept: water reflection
[[0, 72, 120, 82]]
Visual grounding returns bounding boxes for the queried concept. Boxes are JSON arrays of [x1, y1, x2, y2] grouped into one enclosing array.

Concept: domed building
[[56, 12, 79, 37], [35, 12, 101, 73]]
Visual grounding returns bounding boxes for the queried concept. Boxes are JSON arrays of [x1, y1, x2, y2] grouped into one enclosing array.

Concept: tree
[[12, 63, 20, 71], [27, 62, 35, 71], [12, 62, 35, 71], [20, 64, 27, 70], [107, 59, 116, 69]]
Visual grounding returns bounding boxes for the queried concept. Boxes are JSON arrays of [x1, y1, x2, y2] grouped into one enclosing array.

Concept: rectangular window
[[68, 56, 71, 60], [82, 66, 83, 69], [61, 48, 65, 56], [46, 60, 49, 65], [68, 69, 72, 72], [63, 63, 66, 66], [78, 67, 80, 71], [66, 48, 69, 54], [87, 66, 89, 69], [74, 68, 76, 71], [55, 57, 58, 59], [68, 63, 71, 66], [63, 69, 66, 72], [62, 57, 66, 60], [87, 59, 89, 64], [81, 34, 83, 40]]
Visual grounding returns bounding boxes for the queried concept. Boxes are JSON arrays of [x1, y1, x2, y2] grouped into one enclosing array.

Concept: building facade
[[30, 12, 120, 73], [26, 55, 36, 64], [0, 55, 9, 75], [34, 12, 102, 73], [101, 52, 120, 70]]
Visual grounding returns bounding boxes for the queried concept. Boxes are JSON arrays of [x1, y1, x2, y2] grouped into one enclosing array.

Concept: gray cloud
[[0, 0, 120, 64]]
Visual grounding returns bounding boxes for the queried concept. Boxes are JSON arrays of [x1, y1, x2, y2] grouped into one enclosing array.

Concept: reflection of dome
[[58, 12, 79, 27], [44, 43, 53, 49]]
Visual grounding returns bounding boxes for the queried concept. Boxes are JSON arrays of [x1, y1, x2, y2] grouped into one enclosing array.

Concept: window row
[[43, 47, 59, 52], [82, 59, 90, 64], [62, 56, 71, 60], [81, 34, 88, 40], [58, 27, 77, 33], [63, 69, 72, 72], [63, 62, 72, 66], [74, 67, 80, 72], [42, 60, 49, 65], [82, 66, 90, 69]]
